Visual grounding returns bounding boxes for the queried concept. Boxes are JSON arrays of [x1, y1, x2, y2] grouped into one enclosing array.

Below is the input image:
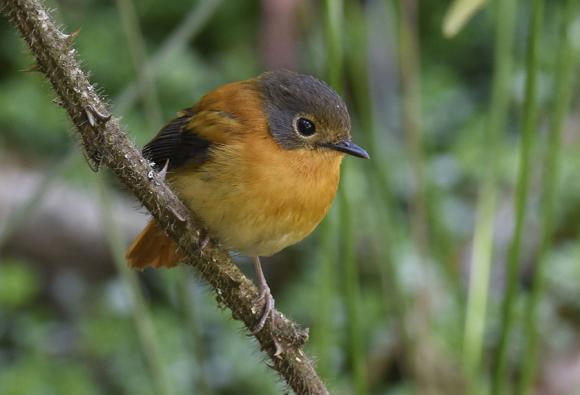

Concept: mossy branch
[[1, 0, 328, 393]]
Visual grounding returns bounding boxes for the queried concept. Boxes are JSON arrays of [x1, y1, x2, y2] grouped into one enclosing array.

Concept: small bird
[[126, 70, 369, 332]]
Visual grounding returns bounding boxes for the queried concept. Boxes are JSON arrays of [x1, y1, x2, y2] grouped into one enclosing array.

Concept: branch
[[1, 1, 329, 393]]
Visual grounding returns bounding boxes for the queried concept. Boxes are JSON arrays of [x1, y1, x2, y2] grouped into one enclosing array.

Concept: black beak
[[321, 140, 370, 159]]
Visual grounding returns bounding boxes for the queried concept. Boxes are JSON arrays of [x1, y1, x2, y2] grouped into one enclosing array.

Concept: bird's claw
[[251, 284, 275, 334]]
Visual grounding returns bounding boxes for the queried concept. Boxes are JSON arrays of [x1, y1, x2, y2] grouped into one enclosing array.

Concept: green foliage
[[1, 0, 580, 394], [0, 259, 39, 308]]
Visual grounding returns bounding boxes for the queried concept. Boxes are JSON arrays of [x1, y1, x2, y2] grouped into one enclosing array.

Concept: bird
[[126, 69, 369, 333]]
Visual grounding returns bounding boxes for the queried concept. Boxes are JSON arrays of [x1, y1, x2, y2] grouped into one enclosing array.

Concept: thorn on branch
[[51, 97, 64, 107], [158, 160, 169, 180], [84, 104, 111, 127], [169, 206, 187, 222], [63, 27, 80, 49], [85, 107, 96, 127], [20, 63, 42, 73], [79, 107, 105, 171], [92, 106, 112, 122]]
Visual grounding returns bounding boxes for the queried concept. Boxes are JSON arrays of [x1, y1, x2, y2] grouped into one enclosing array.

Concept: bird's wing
[[142, 109, 211, 171]]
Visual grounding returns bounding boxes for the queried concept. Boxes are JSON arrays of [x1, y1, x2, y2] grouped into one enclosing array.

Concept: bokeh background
[[1, 0, 580, 394]]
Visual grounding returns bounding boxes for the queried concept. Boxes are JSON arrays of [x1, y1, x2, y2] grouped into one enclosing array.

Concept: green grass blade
[[115, 0, 162, 129], [344, 1, 418, 387], [518, 1, 578, 393], [492, 0, 544, 393], [462, 0, 517, 392], [393, 0, 430, 258], [324, 0, 368, 392], [324, 0, 343, 92], [339, 179, 368, 395]]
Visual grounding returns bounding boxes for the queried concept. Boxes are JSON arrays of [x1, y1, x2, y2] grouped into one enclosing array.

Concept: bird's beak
[[321, 140, 370, 159]]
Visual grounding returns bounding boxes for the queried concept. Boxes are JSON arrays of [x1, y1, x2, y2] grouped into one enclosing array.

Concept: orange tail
[[126, 220, 182, 269]]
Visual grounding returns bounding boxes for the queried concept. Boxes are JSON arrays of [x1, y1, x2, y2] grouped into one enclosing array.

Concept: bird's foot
[[251, 281, 275, 334]]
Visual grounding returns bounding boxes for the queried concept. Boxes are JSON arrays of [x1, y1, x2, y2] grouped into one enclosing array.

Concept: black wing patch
[[142, 110, 211, 171]]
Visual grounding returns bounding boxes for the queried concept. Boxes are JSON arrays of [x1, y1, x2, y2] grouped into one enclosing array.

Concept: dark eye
[[296, 117, 316, 136]]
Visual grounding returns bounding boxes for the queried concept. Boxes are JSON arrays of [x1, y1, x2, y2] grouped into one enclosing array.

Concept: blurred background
[[1, 0, 580, 394]]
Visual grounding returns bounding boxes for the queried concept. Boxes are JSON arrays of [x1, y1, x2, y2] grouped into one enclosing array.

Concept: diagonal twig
[[1, 1, 328, 393]]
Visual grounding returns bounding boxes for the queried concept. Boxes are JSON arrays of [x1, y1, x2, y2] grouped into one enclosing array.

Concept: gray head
[[257, 70, 369, 159]]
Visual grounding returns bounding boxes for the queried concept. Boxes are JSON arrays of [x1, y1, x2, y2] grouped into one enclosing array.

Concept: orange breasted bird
[[126, 70, 369, 332]]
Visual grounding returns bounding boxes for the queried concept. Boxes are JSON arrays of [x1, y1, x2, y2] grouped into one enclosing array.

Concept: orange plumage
[[126, 70, 368, 330], [126, 221, 181, 269]]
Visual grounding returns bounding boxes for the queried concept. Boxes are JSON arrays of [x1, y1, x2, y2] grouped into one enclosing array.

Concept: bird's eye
[[296, 117, 316, 137]]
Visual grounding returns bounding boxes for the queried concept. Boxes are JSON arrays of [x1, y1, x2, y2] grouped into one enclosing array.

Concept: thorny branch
[[1, 1, 329, 394]]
